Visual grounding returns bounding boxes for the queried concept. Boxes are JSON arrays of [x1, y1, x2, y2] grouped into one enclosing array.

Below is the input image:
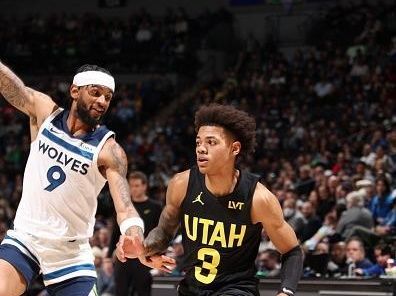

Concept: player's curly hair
[[194, 103, 256, 158]]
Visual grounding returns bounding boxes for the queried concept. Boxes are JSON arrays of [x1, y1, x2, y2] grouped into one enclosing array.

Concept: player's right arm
[[144, 170, 190, 256], [0, 61, 56, 123]]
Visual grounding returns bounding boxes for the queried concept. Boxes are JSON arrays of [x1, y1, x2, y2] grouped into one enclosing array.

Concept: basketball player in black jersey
[[118, 104, 303, 296]]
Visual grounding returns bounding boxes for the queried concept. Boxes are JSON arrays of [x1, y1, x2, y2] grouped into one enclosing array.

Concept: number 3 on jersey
[[44, 165, 66, 191], [195, 248, 220, 284]]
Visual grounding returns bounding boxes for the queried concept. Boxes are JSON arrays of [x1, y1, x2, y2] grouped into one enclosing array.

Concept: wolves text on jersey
[[38, 140, 89, 175]]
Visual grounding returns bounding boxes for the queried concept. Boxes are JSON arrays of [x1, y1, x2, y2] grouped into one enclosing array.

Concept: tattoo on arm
[[145, 206, 180, 254], [108, 141, 136, 218], [0, 63, 30, 113]]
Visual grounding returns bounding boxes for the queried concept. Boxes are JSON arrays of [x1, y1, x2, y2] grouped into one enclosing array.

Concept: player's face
[[195, 125, 240, 174], [76, 84, 113, 128]]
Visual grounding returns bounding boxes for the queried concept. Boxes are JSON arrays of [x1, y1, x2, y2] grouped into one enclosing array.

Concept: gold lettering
[[199, 218, 214, 244], [184, 214, 197, 241], [228, 224, 246, 247], [208, 221, 227, 247]]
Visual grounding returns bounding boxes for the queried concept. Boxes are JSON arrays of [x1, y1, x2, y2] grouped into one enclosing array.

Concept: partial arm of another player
[[252, 183, 303, 296], [0, 61, 56, 119], [144, 170, 189, 256], [100, 138, 144, 260]]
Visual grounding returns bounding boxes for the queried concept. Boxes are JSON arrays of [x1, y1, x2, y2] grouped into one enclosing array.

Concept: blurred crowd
[[1, 1, 396, 295], [0, 6, 235, 76]]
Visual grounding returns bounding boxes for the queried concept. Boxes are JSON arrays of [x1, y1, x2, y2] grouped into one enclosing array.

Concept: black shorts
[[177, 280, 259, 296]]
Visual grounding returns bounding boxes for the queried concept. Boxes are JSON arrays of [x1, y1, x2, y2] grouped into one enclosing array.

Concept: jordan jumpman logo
[[192, 192, 204, 205]]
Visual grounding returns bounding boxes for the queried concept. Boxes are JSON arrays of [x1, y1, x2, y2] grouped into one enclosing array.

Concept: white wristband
[[120, 217, 145, 235]]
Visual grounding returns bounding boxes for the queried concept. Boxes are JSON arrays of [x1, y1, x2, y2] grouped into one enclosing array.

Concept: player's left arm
[[252, 183, 303, 296], [99, 138, 144, 258]]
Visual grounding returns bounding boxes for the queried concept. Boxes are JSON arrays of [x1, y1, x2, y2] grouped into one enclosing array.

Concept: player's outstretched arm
[[252, 183, 303, 296], [0, 61, 56, 119], [144, 170, 189, 256], [100, 138, 144, 260]]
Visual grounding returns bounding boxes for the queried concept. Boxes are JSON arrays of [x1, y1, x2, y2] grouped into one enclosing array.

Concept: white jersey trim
[[43, 270, 97, 286], [35, 107, 64, 142]]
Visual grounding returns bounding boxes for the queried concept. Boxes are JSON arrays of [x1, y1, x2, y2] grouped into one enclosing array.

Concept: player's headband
[[72, 71, 115, 92]]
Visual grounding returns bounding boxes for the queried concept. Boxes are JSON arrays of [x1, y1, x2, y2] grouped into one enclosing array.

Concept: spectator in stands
[[283, 197, 306, 240], [335, 190, 374, 240], [354, 244, 393, 277], [327, 241, 347, 277], [108, 171, 162, 296], [370, 176, 394, 225], [345, 237, 373, 276], [97, 257, 115, 296], [256, 249, 281, 278], [300, 201, 322, 243]]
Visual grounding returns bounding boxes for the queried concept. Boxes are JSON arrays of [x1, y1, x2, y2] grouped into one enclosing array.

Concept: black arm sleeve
[[279, 245, 304, 295]]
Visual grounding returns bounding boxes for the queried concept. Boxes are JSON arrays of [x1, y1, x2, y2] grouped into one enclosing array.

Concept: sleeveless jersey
[[179, 166, 262, 295], [13, 108, 114, 241]]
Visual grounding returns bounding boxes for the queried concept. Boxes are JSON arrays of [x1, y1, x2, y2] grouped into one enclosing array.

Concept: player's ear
[[232, 141, 241, 156], [70, 85, 79, 100]]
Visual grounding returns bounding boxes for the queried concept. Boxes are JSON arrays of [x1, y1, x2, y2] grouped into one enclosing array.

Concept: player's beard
[[76, 99, 101, 129]]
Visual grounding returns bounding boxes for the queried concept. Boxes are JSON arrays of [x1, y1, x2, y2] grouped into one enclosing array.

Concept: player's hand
[[138, 254, 176, 273], [116, 227, 145, 262]]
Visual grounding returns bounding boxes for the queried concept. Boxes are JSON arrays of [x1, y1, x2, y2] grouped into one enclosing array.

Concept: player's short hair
[[128, 171, 148, 184], [194, 103, 256, 158], [75, 64, 112, 76]]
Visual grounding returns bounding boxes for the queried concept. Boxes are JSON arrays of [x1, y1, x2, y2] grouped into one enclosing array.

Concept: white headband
[[72, 71, 115, 92]]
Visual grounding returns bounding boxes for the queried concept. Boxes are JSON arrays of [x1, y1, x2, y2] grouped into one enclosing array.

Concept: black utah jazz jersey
[[178, 166, 262, 295]]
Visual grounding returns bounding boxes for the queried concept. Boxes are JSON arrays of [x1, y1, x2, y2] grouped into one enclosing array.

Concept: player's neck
[[205, 167, 239, 197], [67, 112, 96, 136]]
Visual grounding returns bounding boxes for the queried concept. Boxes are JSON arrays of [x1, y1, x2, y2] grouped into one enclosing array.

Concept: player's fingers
[[132, 236, 145, 256], [115, 245, 126, 262], [118, 235, 125, 248], [157, 264, 175, 273], [161, 255, 176, 265]]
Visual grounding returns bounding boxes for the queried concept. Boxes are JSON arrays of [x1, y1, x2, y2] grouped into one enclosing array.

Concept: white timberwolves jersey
[[14, 108, 114, 240]]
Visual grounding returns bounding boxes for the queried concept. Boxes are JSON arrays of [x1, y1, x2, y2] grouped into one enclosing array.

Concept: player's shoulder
[[170, 169, 190, 186], [98, 137, 127, 169], [252, 181, 277, 206], [166, 169, 190, 204]]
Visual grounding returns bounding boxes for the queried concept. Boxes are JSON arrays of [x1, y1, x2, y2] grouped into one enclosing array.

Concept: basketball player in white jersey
[[0, 61, 145, 295]]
